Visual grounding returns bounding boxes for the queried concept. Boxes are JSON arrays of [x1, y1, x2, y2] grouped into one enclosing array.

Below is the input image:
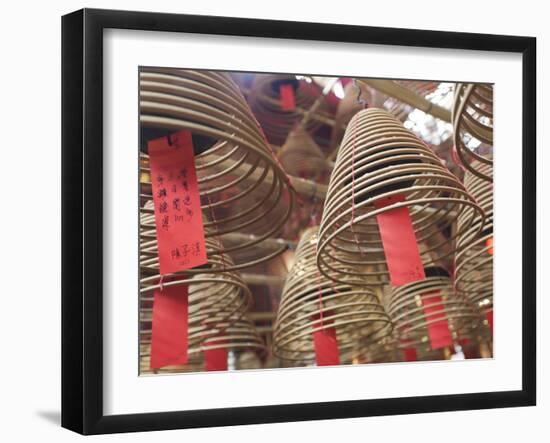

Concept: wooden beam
[[358, 79, 452, 123]]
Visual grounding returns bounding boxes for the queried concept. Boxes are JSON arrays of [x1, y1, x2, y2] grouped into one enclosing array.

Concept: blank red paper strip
[[420, 292, 453, 350], [279, 84, 296, 111], [148, 130, 207, 275], [313, 327, 340, 366], [374, 194, 452, 349], [205, 344, 228, 371], [403, 348, 418, 362], [374, 194, 426, 286], [150, 285, 189, 369]]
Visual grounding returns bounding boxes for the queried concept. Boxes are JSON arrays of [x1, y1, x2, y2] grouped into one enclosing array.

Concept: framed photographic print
[[61, 8, 536, 435]]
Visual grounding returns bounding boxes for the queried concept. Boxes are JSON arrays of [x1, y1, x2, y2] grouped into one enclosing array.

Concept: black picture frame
[[61, 8, 537, 435]]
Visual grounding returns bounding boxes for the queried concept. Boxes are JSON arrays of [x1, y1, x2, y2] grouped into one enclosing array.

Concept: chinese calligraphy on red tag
[[148, 130, 208, 274]]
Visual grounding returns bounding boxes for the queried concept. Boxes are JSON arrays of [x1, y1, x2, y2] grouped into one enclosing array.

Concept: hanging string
[[349, 115, 365, 256]]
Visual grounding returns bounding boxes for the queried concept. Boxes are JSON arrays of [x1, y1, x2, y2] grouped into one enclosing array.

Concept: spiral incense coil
[[454, 161, 493, 318], [140, 314, 266, 374], [273, 227, 392, 364], [277, 126, 328, 238], [317, 108, 485, 285], [278, 125, 328, 181], [388, 274, 483, 349], [139, 68, 294, 268], [140, 266, 252, 345], [248, 74, 329, 145], [452, 83, 493, 181]]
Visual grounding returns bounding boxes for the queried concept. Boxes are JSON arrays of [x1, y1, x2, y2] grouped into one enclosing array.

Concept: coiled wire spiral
[[387, 273, 484, 352], [139, 208, 266, 373], [454, 161, 493, 321], [248, 74, 330, 145], [273, 227, 392, 364], [317, 108, 485, 285], [452, 83, 493, 182]]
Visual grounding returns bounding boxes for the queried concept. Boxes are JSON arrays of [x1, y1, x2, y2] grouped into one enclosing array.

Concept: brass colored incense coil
[[452, 83, 493, 181], [278, 125, 328, 181], [454, 162, 493, 319], [273, 227, 392, 364], [317, 108, 485, 285], [139, 68, 294, 269], [140, 314, 266, 374], [387, 274, 484, 350], [248, 74, 328, 145]]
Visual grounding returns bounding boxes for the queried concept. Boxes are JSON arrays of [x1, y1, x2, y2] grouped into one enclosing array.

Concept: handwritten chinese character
[[158, 201, 168, 214], [171, 247, 181, 260]]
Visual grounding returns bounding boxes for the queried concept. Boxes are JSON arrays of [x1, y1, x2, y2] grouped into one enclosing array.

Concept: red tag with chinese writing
[[420, 292, 453, 349], [204, 343, 228, 371], [313, 327, 340, 366], [150, 285, 189, 369], [374, 194, 426, 286], [279, 84, 296, 111], [148, 130, 207, 274]]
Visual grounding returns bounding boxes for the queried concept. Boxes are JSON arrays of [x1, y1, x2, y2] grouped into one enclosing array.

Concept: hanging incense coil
[[452, 83, 493, 181], [139, 266, 252, 351], [273, 227, 393, 364], [278, 125, 328, 181], [317, 108, 485, 285], [454, 161, 493, 320], [387, 272, 484, 351], [248, 74, 328, 145], [139, 68, 294, 268], [277, 126, 328, 238], [140, 313, 266, 374]]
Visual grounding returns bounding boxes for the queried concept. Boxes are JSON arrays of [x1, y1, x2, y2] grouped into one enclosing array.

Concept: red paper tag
[[148, 130, 207, 274], [486, 237, 494, 255], [486, 310, 494, 332], [403, 348, 418, 362], [374, 194, 426, 286], [279, 84, 296, 111], [420, 291, 453, 349], [375, 194, 452, 349], [204, 344, 228, 371], [313, 327, 340, 366], [150, 285, 189, 369]]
